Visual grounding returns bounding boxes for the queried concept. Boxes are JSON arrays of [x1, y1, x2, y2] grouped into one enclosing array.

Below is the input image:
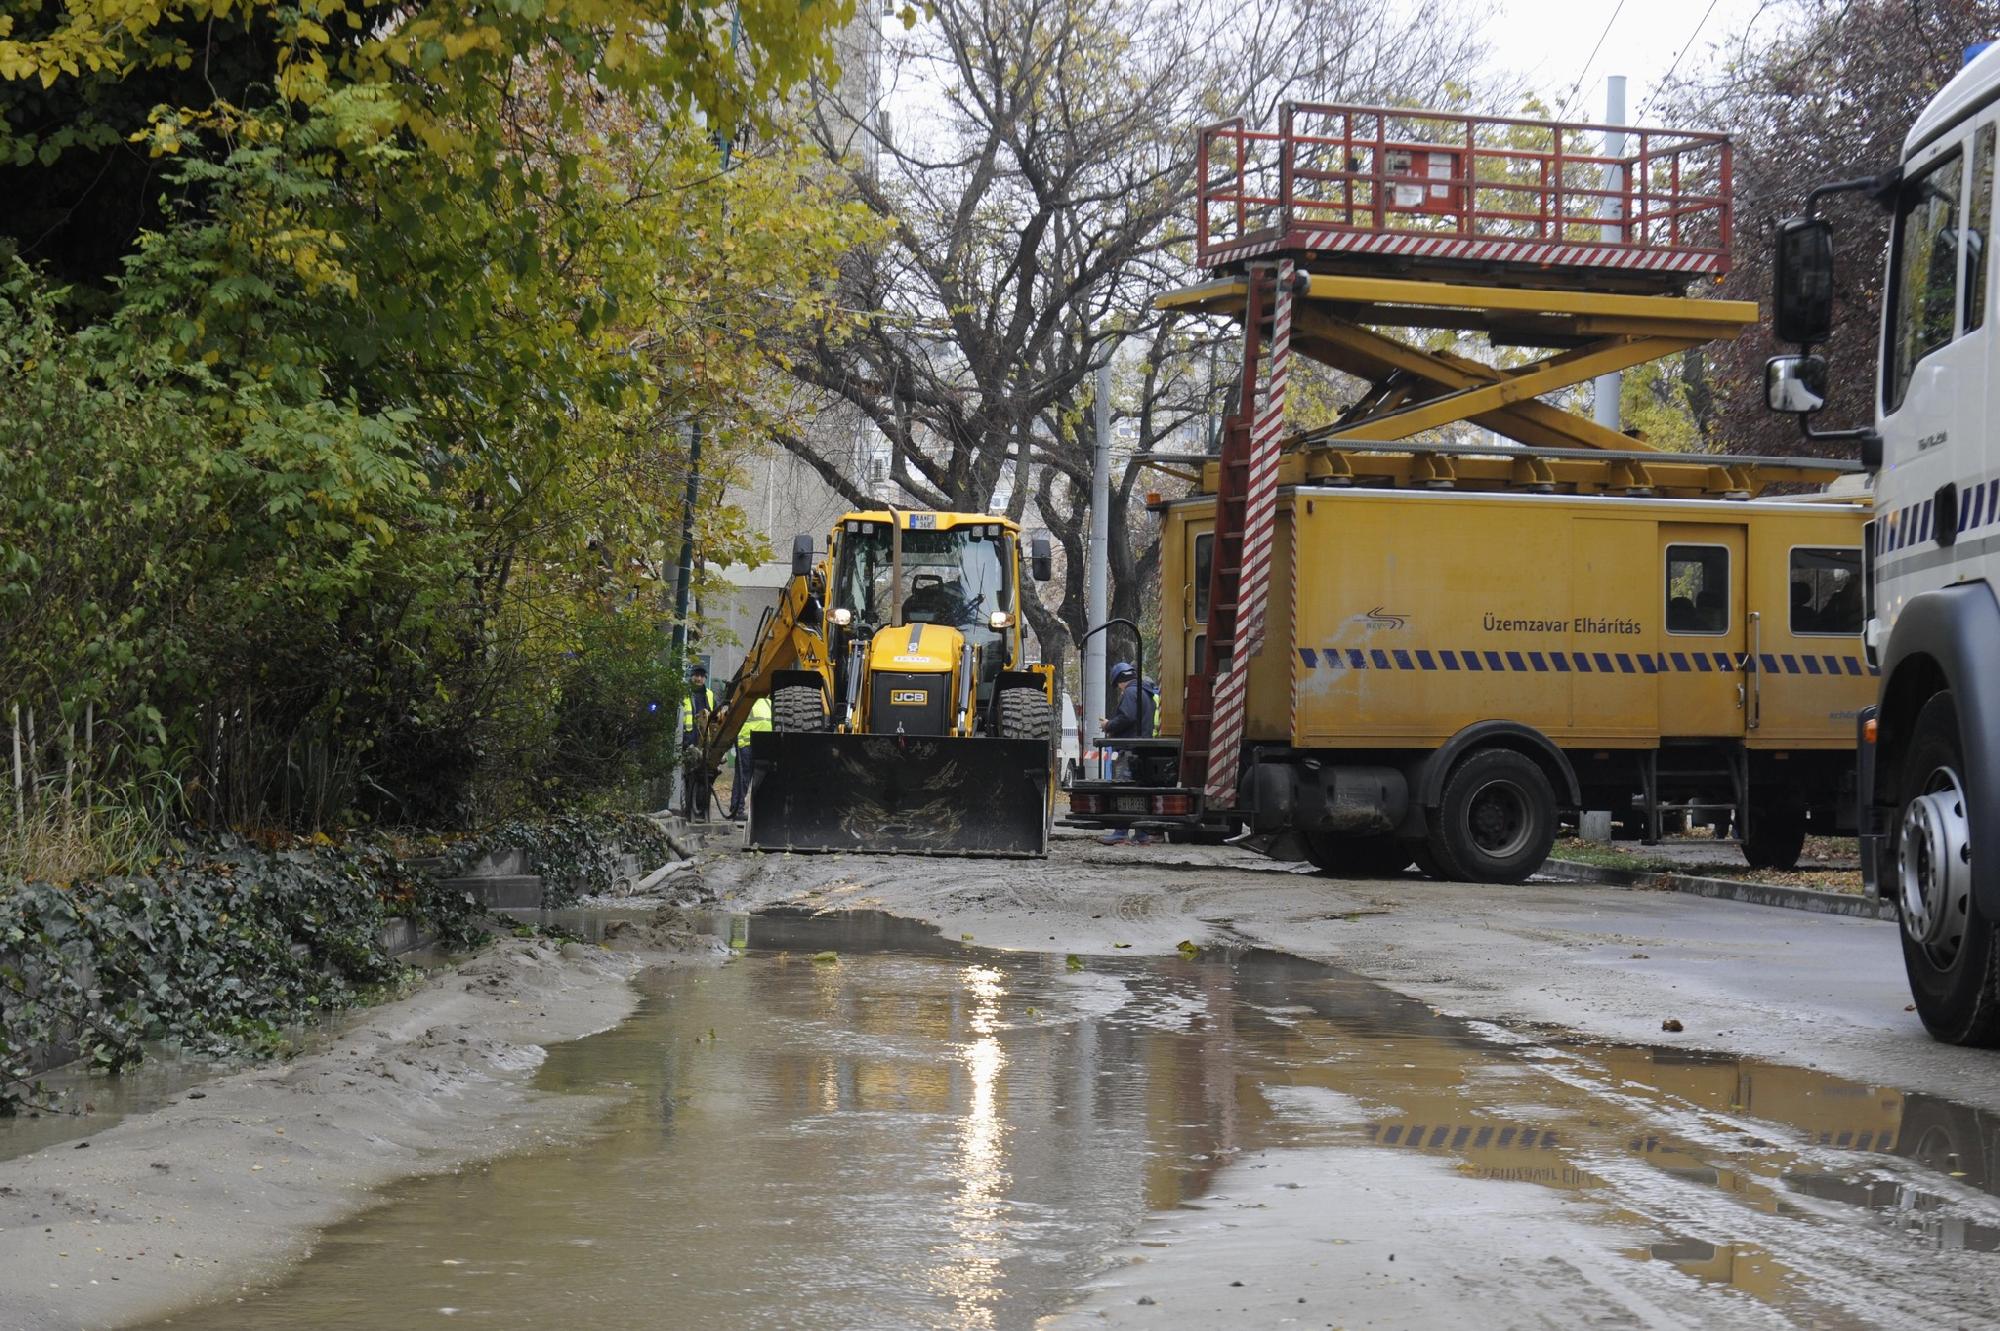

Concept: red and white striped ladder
[[1179, 259, 1294, 808]]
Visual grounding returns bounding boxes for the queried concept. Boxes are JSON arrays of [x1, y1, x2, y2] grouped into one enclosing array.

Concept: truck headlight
[[831, 607, 853, 627], [988, 611, 1013, 629]]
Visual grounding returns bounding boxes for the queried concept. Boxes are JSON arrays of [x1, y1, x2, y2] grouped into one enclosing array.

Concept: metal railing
[[1196, 103, 1732, 277]]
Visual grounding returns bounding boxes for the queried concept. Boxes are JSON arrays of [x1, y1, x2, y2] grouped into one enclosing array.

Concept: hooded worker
[[1099, 661, 1156, 739], [1097, 661, 1158, 846]]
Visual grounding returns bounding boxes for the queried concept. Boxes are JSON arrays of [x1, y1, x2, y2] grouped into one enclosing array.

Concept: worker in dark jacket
[[1098, 661, 1157, 845]]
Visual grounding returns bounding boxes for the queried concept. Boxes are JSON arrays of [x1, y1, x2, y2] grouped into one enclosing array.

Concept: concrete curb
[[1540, 857, 1896, 922]]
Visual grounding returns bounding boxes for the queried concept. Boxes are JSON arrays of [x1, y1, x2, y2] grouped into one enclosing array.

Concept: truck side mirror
[[1765, 354, 1829, 414], [1030, 535, 1053, 583], [790, 533, 814, 579], [1774, 216, 1835, 344]]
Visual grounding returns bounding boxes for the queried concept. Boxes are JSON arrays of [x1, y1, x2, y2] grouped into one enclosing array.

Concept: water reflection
[[128, 910, 2000, 1331], [942, 965, 1008, 1328]]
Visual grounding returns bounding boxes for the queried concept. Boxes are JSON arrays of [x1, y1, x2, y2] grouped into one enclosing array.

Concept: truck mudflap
[[748, 731, 1051, 857]]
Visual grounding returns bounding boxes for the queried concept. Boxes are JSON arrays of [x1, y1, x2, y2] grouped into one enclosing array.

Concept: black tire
[[773, 684, 827, 733], [1406, 838, 1460, 882], [997, 686, 1051, 741], [1303, 832, 1412, 878], [1426, 749, 1557, 885], [1896, 692, 2000, 1046], [1742, 797, 1807, 870]]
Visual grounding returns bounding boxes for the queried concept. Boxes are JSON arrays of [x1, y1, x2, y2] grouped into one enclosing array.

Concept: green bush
[[0, 840, 485, 1114], [440, 811, 679, 909]]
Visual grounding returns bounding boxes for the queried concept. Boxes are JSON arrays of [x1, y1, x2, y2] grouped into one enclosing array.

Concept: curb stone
[[1539, 857, 1896, 922]]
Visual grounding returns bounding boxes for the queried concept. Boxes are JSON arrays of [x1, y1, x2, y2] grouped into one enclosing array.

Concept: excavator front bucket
[[747, 731, 1051, 857]]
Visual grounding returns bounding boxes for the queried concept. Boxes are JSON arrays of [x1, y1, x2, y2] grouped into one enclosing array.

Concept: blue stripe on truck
[[1298, 647, 1875, 675]]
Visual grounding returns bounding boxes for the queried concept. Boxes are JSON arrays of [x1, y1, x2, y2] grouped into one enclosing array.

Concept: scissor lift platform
[[1198, 103, 1731, 292]]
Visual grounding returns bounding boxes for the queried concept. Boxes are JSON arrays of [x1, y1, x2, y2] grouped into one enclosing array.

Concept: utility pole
[[1593, 74, 1627, 435], [670, 418, 703, 668], [668, 0, 748, 663], [1082, 359, 1112, 777]]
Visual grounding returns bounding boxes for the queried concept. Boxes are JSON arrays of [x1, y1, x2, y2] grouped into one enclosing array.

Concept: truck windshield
[[834, 522, 1014, 653]]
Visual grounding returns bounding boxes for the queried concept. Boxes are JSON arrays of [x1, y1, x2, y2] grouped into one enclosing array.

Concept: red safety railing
[[1196, 103, 1732, 281]]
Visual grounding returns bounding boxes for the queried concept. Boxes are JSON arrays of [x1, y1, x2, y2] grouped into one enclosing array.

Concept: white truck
[[1768, 42, 2000, 1044]]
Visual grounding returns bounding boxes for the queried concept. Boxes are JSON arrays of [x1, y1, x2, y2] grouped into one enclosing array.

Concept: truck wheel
[[1427, 749, 1556, 885], [1896, 692, 2000, 1046], [773, 684, 827, 733], [1404, 838, 1459, 882], [1303, 832, 1411, 878], [1742, 798, 1807, 870], [998, 686, 1051, 741]]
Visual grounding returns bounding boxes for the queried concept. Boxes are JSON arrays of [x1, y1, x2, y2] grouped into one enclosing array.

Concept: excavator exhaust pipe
[[747, 732, 1051, 857]]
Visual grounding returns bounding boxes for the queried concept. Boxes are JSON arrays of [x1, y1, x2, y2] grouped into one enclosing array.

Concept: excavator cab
[[707, 510, 1058, 857], [822, 517, 1027, 734]]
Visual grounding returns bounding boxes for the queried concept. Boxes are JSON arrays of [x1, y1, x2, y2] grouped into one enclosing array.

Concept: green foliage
[[1619, 357, 1706, 454], [0, 0, 878, 837], [0, 839, 485, 1114], [440, 811, 678, 908]]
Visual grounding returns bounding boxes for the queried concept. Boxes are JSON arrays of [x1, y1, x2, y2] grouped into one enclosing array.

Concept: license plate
[[1114, 795, 1147, 813]]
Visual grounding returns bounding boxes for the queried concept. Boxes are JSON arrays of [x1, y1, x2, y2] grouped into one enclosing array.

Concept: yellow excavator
[[695, 509, 1059, 856]]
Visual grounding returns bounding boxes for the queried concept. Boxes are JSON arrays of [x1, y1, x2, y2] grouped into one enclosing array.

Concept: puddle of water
[[129, 910, 2000, 1330], [0, 1047, 233, 1161]]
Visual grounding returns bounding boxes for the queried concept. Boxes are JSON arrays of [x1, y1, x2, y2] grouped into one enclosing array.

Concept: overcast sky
[[1476, 0, 1782, 124]]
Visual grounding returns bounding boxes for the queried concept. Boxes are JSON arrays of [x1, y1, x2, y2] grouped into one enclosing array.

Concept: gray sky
[[1477, 0, 1782, 124]]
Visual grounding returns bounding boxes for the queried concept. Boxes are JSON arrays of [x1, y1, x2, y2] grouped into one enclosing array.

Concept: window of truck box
[[1193, 532, 1213, 624], [1666, 545, 1730, 635], [1885, 146, 1964, 412], [1789, 547, 1863, 636]]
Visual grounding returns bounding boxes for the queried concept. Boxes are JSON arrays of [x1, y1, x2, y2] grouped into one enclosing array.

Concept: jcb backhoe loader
[[696, 510, 1059, 856]]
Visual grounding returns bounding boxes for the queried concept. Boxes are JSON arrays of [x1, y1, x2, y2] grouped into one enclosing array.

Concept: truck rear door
[[1659, 524, 1747, 740]]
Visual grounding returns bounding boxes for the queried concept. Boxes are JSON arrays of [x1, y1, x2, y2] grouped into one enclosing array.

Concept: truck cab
[[1769, 43, 2000, 1045]]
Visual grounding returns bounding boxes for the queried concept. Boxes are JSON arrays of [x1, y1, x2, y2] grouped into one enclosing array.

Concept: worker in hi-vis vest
[[679, 666, 714, 737], [728, 694, 772, 821]]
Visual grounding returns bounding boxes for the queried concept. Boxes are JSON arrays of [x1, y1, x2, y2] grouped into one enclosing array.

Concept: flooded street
[[133, 907, 2000, 1330]]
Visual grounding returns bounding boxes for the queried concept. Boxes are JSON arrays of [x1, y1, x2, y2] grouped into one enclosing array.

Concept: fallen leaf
[[1176, 940, 1201, 959], [811, 951, 838, 965], [1113, 942, 1132, 949], [1661, 1018, 1684, 1033], [1066, 954, 1085, 972]]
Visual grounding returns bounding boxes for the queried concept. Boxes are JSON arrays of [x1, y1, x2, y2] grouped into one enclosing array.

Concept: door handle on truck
[[1745, 611, 1761, 730]]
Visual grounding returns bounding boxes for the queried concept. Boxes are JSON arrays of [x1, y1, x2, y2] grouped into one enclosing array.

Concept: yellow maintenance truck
[[696, 510, 1059, 856], [1066, 101, 1874, 881]]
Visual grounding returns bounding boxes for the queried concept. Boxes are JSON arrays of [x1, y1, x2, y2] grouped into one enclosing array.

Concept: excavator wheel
[[997, 686, 1051, 741], [773, 684, 828, 733]]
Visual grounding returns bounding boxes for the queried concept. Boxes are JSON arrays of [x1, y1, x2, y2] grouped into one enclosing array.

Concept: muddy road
[[10, 832, 2000, 1329]]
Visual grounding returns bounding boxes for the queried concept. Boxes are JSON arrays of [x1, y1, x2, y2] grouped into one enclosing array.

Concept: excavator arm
[[695, 562, 833, 777]]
